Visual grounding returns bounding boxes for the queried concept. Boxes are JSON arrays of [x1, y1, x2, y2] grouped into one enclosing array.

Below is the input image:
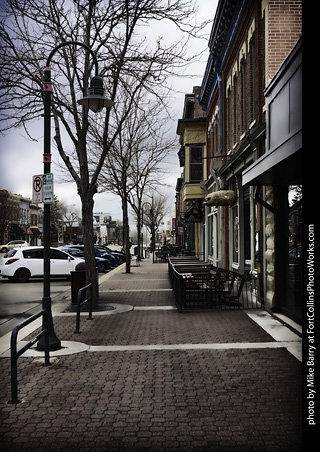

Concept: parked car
[[94, 245, 126, 263], [0, 240, 29, 254], [59, 246, 111, 272], [0, 246, 84, 282], [64, 245, 119, 268], [94, 245, 122, 265]]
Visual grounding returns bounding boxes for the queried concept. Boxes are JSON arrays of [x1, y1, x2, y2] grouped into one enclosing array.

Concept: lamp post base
[[37, 296, 62, 351], [37, 333, 61, 352]]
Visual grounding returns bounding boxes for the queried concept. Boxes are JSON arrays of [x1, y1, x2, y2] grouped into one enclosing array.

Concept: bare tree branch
[[0, 0, 208, 288]]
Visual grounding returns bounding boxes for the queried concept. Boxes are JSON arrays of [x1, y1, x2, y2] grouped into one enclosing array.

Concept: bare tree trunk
[[81, 194, 98, 308], [136, 201, 142, 260], [122, 195, 131, 274]]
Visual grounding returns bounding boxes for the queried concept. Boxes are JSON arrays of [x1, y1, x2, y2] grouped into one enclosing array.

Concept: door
[[50, 248, 73, 276], [22, 248, 43, 276]]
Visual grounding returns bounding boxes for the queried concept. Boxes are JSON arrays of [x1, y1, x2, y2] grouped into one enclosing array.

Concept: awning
[[30, 228, 41, 235], [19, 227, 33, 234], [242, 142, 302, 186], [11, 224, 23, 234]]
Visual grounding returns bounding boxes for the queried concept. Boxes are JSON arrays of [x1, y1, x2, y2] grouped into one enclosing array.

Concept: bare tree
[[0, 0, 208, 305], [61, 206, 80, 244], [143, 194, 168, 249], [97, 86, 175, 271], [128, 107, 176, 261]]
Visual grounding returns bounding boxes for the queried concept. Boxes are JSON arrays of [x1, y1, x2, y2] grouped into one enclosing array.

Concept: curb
[[0, 263, 126, 357]]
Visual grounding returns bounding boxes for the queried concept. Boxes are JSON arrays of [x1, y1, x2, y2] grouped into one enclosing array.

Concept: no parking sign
[[32, 175, 43, 203]]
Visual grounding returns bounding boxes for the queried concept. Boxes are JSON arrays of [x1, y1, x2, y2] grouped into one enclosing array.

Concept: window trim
[[189, 145, 203, 182]]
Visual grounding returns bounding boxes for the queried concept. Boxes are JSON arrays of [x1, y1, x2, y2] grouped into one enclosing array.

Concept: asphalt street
[[0, 245, 126, 337], [0, 277, 71, 337], [0, 246, 127, 338]]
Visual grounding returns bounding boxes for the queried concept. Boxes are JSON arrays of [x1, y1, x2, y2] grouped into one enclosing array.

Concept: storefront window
[[288, 185, 302, 318], [207, 207, 218, 264], [244, 186, 251, 264], [232, 207, 239, 264], [207, 211, 213, 259]]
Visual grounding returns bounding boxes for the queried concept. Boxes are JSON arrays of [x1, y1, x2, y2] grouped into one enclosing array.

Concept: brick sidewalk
[[0, 259, 302, 451]]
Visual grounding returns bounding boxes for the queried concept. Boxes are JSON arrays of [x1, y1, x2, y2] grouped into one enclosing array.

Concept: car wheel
[[97, 262, 106, 272], [1, 247, 7, 253], [14, 268, 31, 283]]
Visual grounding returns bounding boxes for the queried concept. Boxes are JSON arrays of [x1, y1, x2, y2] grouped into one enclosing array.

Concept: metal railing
[[219, 270, 263, 310], [75, 283, 93, 334], [168, 258, 264, 312], [154, 246, 197, 263], [9, 310, 50, 404], [169, 261, 221, 312]]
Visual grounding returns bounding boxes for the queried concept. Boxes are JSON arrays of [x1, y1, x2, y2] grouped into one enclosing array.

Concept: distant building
[[93, 213, 121, 245], [29, 203, 42, 245], [175, 86, 206, 257], [0, 189, 42, 245]]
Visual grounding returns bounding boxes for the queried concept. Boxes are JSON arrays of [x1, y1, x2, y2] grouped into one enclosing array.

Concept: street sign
[[32, 175, 43, 203], [42, 173, 54, 204]]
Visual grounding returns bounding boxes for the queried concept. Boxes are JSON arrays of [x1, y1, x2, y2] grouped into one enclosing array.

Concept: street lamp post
[[141, 201, 153, 260], [37, 41, 114, 351]]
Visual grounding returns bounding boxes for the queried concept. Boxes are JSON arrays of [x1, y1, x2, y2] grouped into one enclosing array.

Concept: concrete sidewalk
[[0, 258, 302, 451]]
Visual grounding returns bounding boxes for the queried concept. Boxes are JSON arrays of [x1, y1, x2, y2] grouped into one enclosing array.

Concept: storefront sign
[[184, 212, 202, 223], [203, 190, 237, 207]]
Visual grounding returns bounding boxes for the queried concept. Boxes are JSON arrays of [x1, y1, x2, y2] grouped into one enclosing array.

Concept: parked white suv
[[0, 240, 29, 253], [0, 246, 84, 282]]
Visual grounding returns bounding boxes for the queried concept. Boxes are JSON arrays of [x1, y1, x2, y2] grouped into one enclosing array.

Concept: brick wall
[[222, 1, 265, 156], [265, 0, 302, 83], [193, 86, 206, 119]]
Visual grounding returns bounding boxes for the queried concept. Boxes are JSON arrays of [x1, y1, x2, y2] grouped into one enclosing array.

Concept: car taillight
[[5, 258, 19, 265]]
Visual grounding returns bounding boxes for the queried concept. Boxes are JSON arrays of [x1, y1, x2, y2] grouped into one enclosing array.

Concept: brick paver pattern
[[0, 260, 302, 451]]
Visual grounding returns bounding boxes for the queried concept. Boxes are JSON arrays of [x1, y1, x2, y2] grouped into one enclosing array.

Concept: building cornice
[[176, 117, 206, 135], [198, 0, 248, 111]]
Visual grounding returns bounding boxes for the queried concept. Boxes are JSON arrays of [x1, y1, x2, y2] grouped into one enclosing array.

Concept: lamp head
[[77, 75, 114, 112]]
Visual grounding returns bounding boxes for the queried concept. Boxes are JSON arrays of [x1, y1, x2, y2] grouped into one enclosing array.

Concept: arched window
[[233, 74, 238, 144], [249, 35, 256, 122], [240, 57, 247, 133]]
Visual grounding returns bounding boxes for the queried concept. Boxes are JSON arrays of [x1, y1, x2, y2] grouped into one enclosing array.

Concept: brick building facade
[[179, 0, 303, 323], [0, 190, 42, 246]]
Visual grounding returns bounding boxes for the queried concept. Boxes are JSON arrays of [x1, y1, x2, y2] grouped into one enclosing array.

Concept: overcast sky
[[0, 0, 217, 227]]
